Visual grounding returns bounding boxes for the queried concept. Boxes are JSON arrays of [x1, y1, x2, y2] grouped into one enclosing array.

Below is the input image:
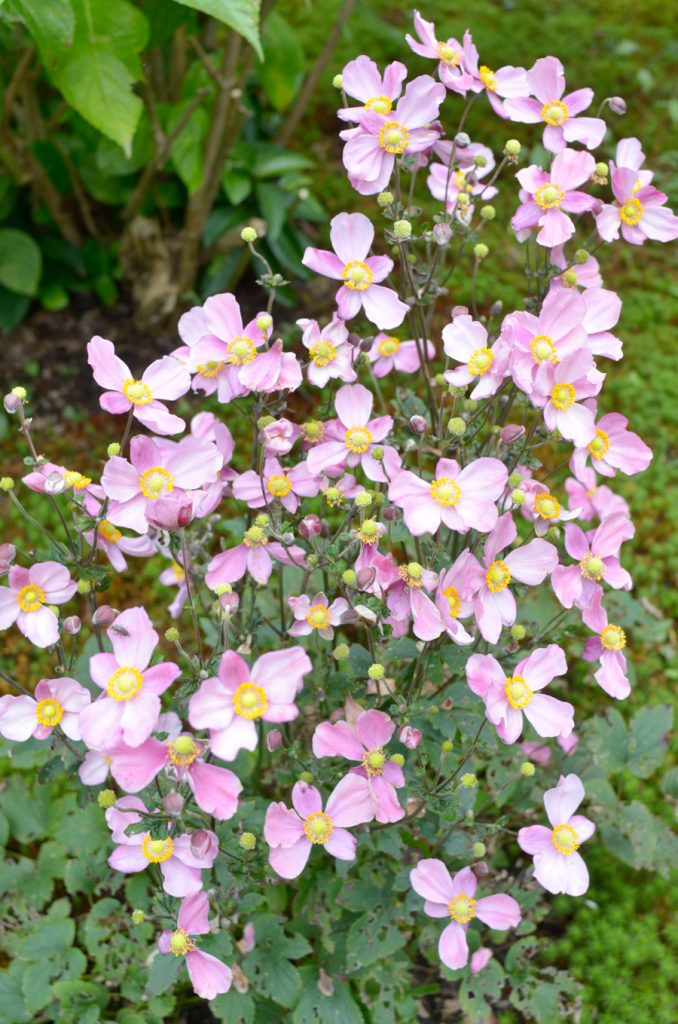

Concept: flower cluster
[[1, 12, 674, 1002]]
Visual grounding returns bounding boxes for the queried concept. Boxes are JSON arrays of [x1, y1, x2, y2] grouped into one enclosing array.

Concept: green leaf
[[49, 0, 149, 155], [210, 987, 256, 1024], [259, 12, 304, 111], [345, 905, 407, 971], [146, 952, 181, 997], [22, 961, 56, 1015], [0, 229, 42, 296], [0, 963, 30, 1023], [221, 168, 253, 205], [252, 146, 313, 179], [170, 0, 262, 58], [255, 182, 293, 241], [18, 917, 75, 961], [627, 704, 673, 777], [292, 969, 364, 1024], [167, 104, 209, 194], [6, 0, 74, 65]]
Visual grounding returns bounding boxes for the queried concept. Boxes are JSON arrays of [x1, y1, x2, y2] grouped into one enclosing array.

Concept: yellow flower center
[[551, 383, 576, 410], [341, 261, 373, 291], [167, 735, 200, 767], [197, 360, 224, 378], [531, 334, 557, 364], [535, 183, 565, 210], [142, 835, 174, 863], [267, 473, 292, 499], [534, 493, 561, 520], [619, 198, 643, 226], [356, 518, 380, 544], [600, 624, 626, 651], [171, 561, 185, 582], [17, 584, 46, 612], [302, 420, 324, 442], [479, 65, 497, 91], [63, 470, 92, 490], [468, 347, 494, 376], [486, 560, 511, 593], [233, 682, 268, 719], [443, 585, 461, 617], [309, 340, 337, 366], [430, 477, 461, 508], [35, 698, 64, 727], [243, 525, 268, 548], [345, 425, 373, 453], [138, 466, 174, 499], [551, 823, 579, 855], [306, 604, 331, 630], [107, 666, 144, 702], [377, 335, 401, 357], [504, 674, 533, 710], [437, 42, 459, 66], [378, 120, 410, 154], [588, 429, 610, 460], [398, 561, 424, 588], [448, 893, 477, 923], [362, 748, 386, 776], [580, 554, 605, 581], [303, 811, 334, 844], [123, 379, 153, 405], [365, 95, 392, 115], [541, 100, 569, 126], [98, 519, 122, 543], [227, 336, 256, 365], [169, 928, 196, 956]]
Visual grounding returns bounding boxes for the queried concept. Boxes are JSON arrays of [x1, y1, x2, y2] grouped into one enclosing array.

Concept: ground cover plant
[[1, 7, 677, 1024]]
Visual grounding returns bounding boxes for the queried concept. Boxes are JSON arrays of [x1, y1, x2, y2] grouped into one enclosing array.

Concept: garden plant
[[0, 7, 677, 1024]]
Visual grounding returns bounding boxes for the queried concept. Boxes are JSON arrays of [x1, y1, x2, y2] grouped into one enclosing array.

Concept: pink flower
[[101, 435, 223, 534], [79, 750, 111, 785], [337, 55, 407, 122], [288, 592, 349, 640], [455, 35, 529, 114], [205, 528, 306, 588], [237, 339, 303, 396], [399, 725, 421, 749], [550, 245, 602, 290], [340, 76, 445, 195], [405, 12, 467, 91], [298, 316, 357, 387], [581, 592, 631, 699], [443, 315, 508, 398], [466, 645, 574, 744], [504, 289, 587, 394], [306, 383, 394, 483], [0, 677, 90, 742], [312, 709, 405, 823], [519, 482, 580, 537], [611, 137, 653, 189], [373, 554, 443, 642], [233, 457, 321, 515], [188, 648, 311, 760], [106, 796, 217, 897], [264, 777, 373, 879], [410, 858, 521, 970], [564, 468, 629, 523], [428, 142, 498, 213], [88, 337, 190, 435], [389, 457, 508, 536], [108, 734, 242, 821], [434, 551, 484, 645], [83, 509, 155, 574], [579, 288, 623, 361], [473, 513, 558, 643], [303, 213, 409, 329], [531, 349, 602, 447], [0, 561, 76, 648], [157, 892, 232, 1000], [596, 167, 678, 245], [518, 774, 595, 895], [570, 403, 652, 479], [22, 461, 96, 497], [552, 512, 633, 610], [513, 149, 596, 247], [259, 417, 300, 456], [505, 56, 606, 153], [79, 607, 180, 750], [471, 948, 493, 975], [368, 333, 435, 377]]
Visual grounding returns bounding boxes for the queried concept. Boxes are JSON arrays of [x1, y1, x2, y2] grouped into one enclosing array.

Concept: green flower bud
[[77, 579, 92, 595], [332, 74, 343, 89], [441, 740, 454, 752], [368, 663, 385, 680], [595, 161, 609, 177], [574, 248, 590, 264], [521, 761, 535, 777], [447, 416, 466, 437], [254, 513, 270, 528], [456, 192, 470, 206], [355, 491, 373, 508], [131, 909, 146, 924], [257, 415, 275, 429], [508, 472, 523, 488], [333, 643, 350, 661], [371, 447, 384, 461], [11, 386, 27, 399], [241, 226, 257, 243], [342, 569, 357, 586], [298, 771, 314, 783], [0, 477, 15, 492], [239, 832, 257, 850], [461, 773, 477, 789], [164, 627, 180, 642], [472, 841, 486, 858], [377, 191, 394, 207], [98, 789, 116, 808], [505, 139, 521, 155], [562, 269, 578, 286], [511, 488, 526, 505], [393, 219, 412, 239], [391, 753, 405, 766], [480, 205, 496, 220], [107, 442, 121, 457], [473, 243, 489, 260], [256, 314, 273, 331], [473, 154, 488, 168], [510, 624, 526, 641]]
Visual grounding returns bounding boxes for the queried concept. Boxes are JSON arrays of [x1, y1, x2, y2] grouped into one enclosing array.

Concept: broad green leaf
[[292, 968, 364, 1024], [221, 168, 253, 205], [211, 988, 255, 1024], [170, 0, 262, 58], [259, 11, 304, 111], [167, 104, 209, 194], [146, 951, 181, 997], [0, 229, 42, 296], [0, 963, 30, 1023], [252, 146, 313, 179], [627, 704, 673, 777], [18, 917, 75, 960], [6, 0, 74, 66], [49, 0, 149, 155], [255, 182, 292, 241]]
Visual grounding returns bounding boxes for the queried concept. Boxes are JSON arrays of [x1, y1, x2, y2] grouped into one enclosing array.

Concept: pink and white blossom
[[0, 676, 90, 742], [513, 149, 596, 248], [288, 592, 349, 640], [389, 457, 508, 536], [157, 892, 232, 1000], [518, 774, 594, 895], [0, 561, 76, 648]]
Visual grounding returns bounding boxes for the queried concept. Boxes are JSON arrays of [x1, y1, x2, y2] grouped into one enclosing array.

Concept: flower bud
[[377, 191, 394, 207], [0, 544, 16, 576], [256, 313, 273, 332], [266, 729, 282, 752], [562, 269, 578, 287], [0, 477, 15, 491], [131, 909, 146, 924], [608, 96, 626, 115], [399, 725, 422, 749], [447, 416, 466, 437], [44, 472, 67, 495], [474, 860, 489, 876], [3, 394, 22, 413], [433, 222, 452, 245], [547, 526, 561, 542], [441, 740, 454, 752], [456, 192, 470, 207], [145, 492, 193, 530], [239, 832, 257, 850], [574, 248, 590, 264], [511, 488, 526, 505], [393, 219, 412, 239], [11, 386, 27, 400], [595, 161, 608, 178], [520, 761, 535, 777], [382, 503, 401, 523], [107, 442, 121, 457], [371, 446, 384, 461], [299, 514, 322, 539], [97, 789, 116, 809], [473, 243, 489, 261], [93, 604, 117, 626], [391, 752, 405, 766], [298, 771, 314, 784], [341, 569, 357, 587], [356, 566, 377, 589], [504, 139, 521, 156], [333, 643, 350, 661], [241, 226, 258, 242], [472, 841, 486, 858], [257, 415, 275, 430], [190, 830, 214, 860], [332, 73, 343, 89], [63, 616, 81, 636], [455, 131, 470, 148], [480, 205, 496, 220], [163, 790, 185, 816], [77, 579, 92, 595], [473, 153, 488, 168], [409, 414, 427, 435], [165, 626, 180, 642], [461, 773, 477, 788], [368, 663, 385, 680], [471, 948, 492, 974], [355, 491, 373, 509], [510, 624, 526, 641]]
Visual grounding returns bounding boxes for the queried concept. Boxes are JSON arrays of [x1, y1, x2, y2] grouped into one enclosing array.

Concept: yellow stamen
[[309, 340, 337, 367], [588, 429, 610, 460], [17, 584, 46, 612], [169, 928, 196, 956], [35, 698, 64, 727], [541, 100, 569, 126], [64, 470, 92, 490], [504, 674, 533, 710], [243, 526, 268, 548], [486, 560, 511, 593], [468, 347, 494, 376], [448, 893, 476, 923], [123, 379, 152, 406], [365, 95, 392, 115], [551, 823, 579, 855], [479, 65, 497, 91], [600, 624, 626, 651], [534, 493, 561, 520], [551, 383, 576, 411], [443, 585, 461, 617], [98, 519, 122, 543], [531, 334, 557, 364], [303, 811, 334, 844], [398, 562, 424, 588], [362, 748, 386, 776], [227, 336, 256, 365], [535, 183, 565, 210], [306, 604, 331, 630], [437, 42, 459, 66], [167, 735, 200, 768], [345, 425, 373, 454], [142, 835, 174, 863], [138, 466, 174, 499], [377, 336, 401, 357], [341, 261, 373, 292], [619, 198, 643, 226], [197, 360, 224, 378], [580, 555, 605, 581], [430, 477, 461, 508], [378, 120, 410, 155], [107, 666, 144, 702], [233, 682, 268, 719], [267, 473, 292, 499]]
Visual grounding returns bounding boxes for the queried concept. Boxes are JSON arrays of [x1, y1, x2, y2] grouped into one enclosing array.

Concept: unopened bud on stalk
[[0, 477, 15, 491], [480, 205, 496, 220], [409, 414, 427, 435], [511, 624, 526, 641], [356, 566, 377, 589], [473, 242, 489, 260], [474, 153, 488, 168], [332, 74, 343, 89], [456, 192, 470, 207], [368, 664, 385, 680], [266, 729, 282, 752], [511, 488, 526, 505], [461, 773, 477, 789], [504, 139, 521, 156], [190, 830, 214, 860], [355, 491, 373, 509], [341, 569, 357, 587], [433, 222, 452, 245], [382, 503, 401, 522], [595, 162, 608, 178], [521, 761, 536, 777], [98, 789, 116, 809], [393, 219, 412, 239], [371, 446, 384, 461], [299, 514, 322, 539], [391, 752, 405, 766], [399, 725, 422, 749], [163, 790, 185, 816], [562, 269, 578, 287], [165, 627, 180, 642], [455, 131, 470, 148], [240, 832, 257, 850], [256, 313, 272, 331], [298, 771, 314, 783], [77, 579, 92, 595], [472, 842, 486, 858], [11, 386, 27, 400], [63, 616, 81, 635], [574, 248, 590, 264], [3, 394, 21, 413], [107, 442, 121, 457], [377, 191, 394, 207], [241, 226, 258, 243], [333, 644, 350, 661], [441, 740, 454, 752], [447, 417, 466, 437], [131, 909, 146, 924], [93, 604, 117, 626], [608, 96, 626, 115]]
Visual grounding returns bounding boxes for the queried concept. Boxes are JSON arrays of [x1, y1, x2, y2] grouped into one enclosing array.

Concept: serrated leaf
[[18, 917, 75, 960], [170, 0, 262, 58], [345, 905, 406, 971], [292, 968, 364, 1024], [5, 0, 74, 65], [627, 704, 673, 777], [0, 229, 42, 296]]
